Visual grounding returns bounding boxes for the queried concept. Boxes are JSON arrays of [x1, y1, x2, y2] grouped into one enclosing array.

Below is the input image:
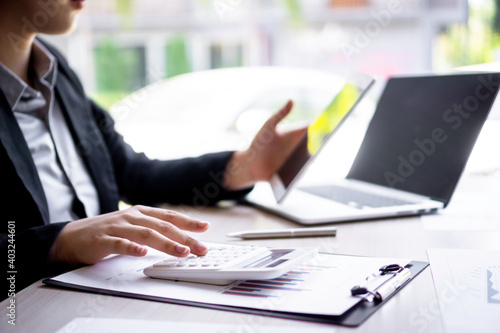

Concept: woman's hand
[[224, 100, 307, 190], [49, 205, 209, 266]]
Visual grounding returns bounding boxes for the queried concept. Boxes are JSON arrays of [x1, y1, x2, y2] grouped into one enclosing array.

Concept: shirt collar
[[31, 39, 58, 88], [0, 39, 58, 112]]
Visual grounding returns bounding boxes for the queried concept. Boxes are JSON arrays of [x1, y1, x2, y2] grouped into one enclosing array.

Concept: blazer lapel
[[0, 92, 50, 224], [54, 73, 120, 213]]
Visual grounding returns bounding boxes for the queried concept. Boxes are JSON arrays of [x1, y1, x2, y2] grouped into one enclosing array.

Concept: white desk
[[2, 173, 500, 333]]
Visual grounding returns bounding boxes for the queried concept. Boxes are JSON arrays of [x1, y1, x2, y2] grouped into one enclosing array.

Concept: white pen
[[227, 226, 337, 240], [373, 268, 411, 301]]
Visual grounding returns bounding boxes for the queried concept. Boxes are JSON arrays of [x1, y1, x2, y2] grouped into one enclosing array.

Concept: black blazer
[[0, 39, 250, 294]]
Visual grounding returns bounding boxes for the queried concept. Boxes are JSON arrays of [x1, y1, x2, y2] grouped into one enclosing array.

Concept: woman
[[0, 0, 305, 293]]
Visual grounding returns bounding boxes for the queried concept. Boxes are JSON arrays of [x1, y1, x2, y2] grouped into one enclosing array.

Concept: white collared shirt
[[0, 40, 100, 222]]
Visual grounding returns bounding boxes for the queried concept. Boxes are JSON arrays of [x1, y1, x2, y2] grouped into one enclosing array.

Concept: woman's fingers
[[50, 205, 211, 267], [107, 222, 206, 257], [123, 206, 209, 256], [262, 100, 293, 130], [134, 205, 210, 232], [102, 236, 148, 257]]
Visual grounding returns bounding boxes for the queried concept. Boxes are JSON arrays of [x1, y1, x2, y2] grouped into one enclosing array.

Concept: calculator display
[[242, 249, 293, 268]]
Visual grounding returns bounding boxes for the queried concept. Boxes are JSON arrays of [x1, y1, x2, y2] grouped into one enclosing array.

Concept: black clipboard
[[43, 256, 428, 327]]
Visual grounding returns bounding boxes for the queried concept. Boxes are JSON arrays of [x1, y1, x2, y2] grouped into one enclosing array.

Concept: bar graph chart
[[487, 266, 500, 304], [221, 263, 337, 298]]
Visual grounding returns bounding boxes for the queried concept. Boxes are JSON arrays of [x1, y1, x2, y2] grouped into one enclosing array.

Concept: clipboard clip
[[350, 264, 411, 302]]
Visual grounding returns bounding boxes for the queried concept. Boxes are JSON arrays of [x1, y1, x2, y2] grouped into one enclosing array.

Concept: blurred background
[[43, 0, 499, 109], [42, 0, 500, 178]]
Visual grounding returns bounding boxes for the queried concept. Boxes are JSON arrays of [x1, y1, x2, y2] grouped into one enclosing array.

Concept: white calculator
[[144, 243, 316, 285]]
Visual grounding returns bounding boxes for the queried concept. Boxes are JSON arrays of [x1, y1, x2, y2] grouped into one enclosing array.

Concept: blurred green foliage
[[166, 36, 191, 78], [117, 0, 133, 28], [494, 0, 500, 34], [92, 38, 145, 109], [281, 0, 302, 26], [438, 0, 499, 68]]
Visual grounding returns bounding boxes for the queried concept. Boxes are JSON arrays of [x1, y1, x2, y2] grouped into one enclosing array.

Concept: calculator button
[[148, 245, 270, 271]]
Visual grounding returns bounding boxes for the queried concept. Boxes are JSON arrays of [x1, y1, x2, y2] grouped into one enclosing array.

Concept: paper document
[[47, 247, 410, 317], [427, 249, 500, 333]]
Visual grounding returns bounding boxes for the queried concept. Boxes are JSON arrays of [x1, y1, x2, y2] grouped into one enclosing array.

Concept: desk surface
[[2, 173, 499, 333], [3, 68, 500, 332]]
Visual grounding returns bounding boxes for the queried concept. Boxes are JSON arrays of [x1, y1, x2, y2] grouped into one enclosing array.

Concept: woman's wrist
[[223, 150, 258, 191]]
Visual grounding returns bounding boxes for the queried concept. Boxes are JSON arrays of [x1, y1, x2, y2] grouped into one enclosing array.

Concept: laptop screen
[[347, 73, 500, 206], [269, 72, 375, 202]]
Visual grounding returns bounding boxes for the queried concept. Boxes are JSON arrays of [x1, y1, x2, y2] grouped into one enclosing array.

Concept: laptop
[[245, 72, 500, 224]]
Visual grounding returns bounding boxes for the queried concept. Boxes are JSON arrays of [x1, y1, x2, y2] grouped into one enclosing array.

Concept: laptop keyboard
[[300, 185, 415, 209]]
